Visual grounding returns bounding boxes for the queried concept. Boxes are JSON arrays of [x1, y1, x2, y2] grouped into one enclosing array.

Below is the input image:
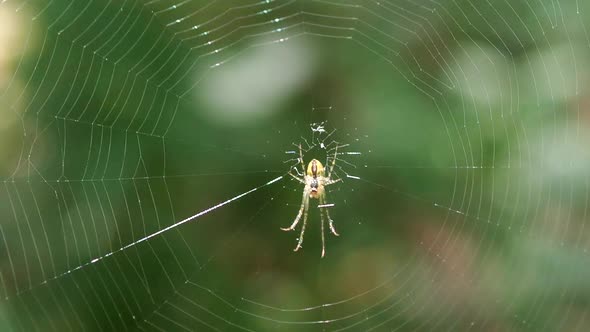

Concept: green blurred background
[[1, 0, 589, 331]]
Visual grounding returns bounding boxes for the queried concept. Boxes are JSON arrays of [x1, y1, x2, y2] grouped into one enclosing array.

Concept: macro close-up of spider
[[282, 144, 342, 257]]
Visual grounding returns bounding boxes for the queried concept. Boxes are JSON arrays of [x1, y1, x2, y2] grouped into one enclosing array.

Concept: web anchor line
[[13, 175, 284, 298]]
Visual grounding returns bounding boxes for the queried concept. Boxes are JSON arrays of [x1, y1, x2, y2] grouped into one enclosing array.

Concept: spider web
[[1, 0, 590, 331]]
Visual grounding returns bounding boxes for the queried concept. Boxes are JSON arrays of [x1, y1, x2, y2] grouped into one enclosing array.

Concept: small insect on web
[[282, 122, 361, 257]]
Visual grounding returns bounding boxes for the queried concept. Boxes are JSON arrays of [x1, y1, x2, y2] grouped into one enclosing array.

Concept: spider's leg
[[298, 143, 306, 174], [293, 194, 310, 252], [327, 144, 339, 178], [288, 171, 305, 184], [281, 188, 308, 231], [325, 178, 342, 186], [319, 196, 327, 257], [323, 193, 339, 236]]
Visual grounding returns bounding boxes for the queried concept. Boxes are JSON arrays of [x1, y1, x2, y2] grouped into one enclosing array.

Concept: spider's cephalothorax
[[282, 145, 342, 257], [308, 159, 323, 198]]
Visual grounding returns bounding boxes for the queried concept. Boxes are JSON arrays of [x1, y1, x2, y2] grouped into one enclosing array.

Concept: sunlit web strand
[[15, 175, 283, 297]]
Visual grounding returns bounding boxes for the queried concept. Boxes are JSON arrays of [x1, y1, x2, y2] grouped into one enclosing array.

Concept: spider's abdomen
[[307, 159, 325, 177]]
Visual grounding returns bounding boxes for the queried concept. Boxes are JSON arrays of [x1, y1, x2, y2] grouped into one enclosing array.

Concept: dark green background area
[[0, 0, 589, 331]]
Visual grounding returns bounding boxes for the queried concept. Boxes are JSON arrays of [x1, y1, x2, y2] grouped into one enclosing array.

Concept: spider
[[282, 144, 341, 257]]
